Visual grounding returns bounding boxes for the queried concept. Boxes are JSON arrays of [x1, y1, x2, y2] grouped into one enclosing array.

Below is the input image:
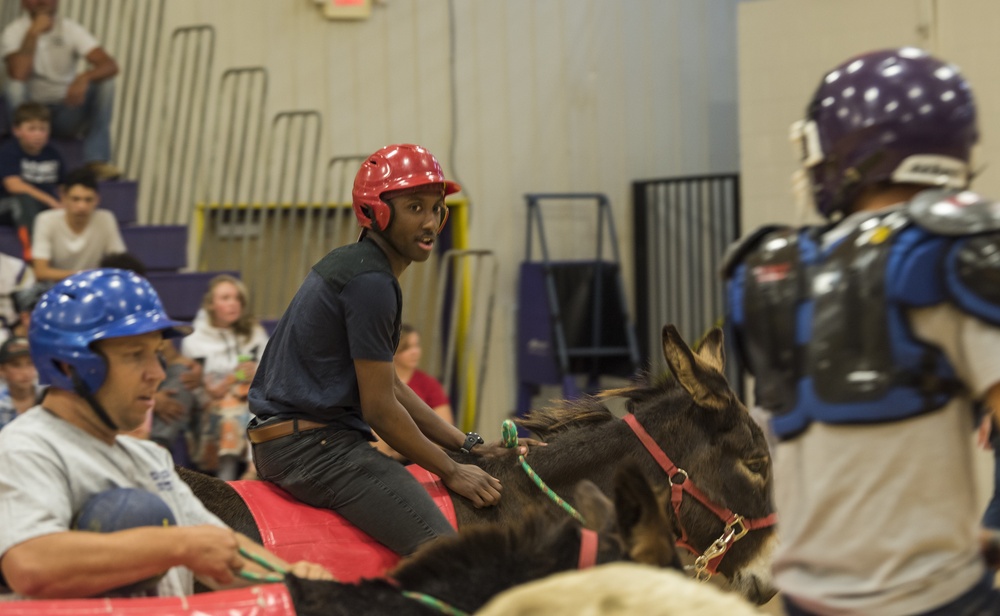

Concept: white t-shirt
[[31, 208, 125, 271], [0, 407, 228, 598], [0, 15, 99, 103], [181, 318, 269, 379]]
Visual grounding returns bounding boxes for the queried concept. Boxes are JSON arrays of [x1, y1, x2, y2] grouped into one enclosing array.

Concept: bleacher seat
[[99, 181, 138, 224], [146, 271, 240, 322], [261, 318, 280, 336], [0, 227, 18, 259], [122, 225, 187, 271]]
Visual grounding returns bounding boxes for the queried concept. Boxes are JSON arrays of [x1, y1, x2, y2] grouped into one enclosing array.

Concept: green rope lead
[[501, 419, 587, 525], [401, 591, 471, 616], [238, 546, 286, 583]]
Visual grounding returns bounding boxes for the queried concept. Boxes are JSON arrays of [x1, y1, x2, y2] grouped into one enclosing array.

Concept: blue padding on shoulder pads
[[945, 233, 1000, 326], [726, 262, 747, 325], [886, 229, 949, 307]]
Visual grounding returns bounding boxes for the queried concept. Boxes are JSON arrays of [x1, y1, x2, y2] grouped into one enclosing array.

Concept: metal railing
[[145, 25, 215, 225], [430, 249, 498, 432], [632, 174, 741, 382]]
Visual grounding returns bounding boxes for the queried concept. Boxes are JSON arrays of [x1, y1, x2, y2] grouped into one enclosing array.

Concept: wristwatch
[[459, 432, 484, 454]]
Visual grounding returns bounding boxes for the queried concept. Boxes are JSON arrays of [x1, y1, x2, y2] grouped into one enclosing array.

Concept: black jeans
[[250, 424, 455, 555]]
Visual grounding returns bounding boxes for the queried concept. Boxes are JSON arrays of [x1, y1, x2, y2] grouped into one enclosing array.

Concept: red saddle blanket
[[229, 465, 458, 582], [0, 584, 294, 616]]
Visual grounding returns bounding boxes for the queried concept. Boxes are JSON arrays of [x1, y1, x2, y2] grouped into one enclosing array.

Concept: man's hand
[[981, 528, 1000, 569], [179, 526, 243, 585], [442, 464, 502, 508], [28, 13, 53, 36], [287, 560, 335, 581], [474, 437, 547, 458], [152, 389, 185, 423], [64, 75, 89, 107], [179, 358, 204, 390]]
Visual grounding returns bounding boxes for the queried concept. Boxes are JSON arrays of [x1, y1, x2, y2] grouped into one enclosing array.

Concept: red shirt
[[406, 369, 449, 408]]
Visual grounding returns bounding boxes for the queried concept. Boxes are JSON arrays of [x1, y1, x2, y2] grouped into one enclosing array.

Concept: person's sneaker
[[83, 161, 123, 181]]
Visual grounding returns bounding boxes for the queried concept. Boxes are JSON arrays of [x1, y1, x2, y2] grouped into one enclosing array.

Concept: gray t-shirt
[[0, 407, 227, 598], [31, 209, 125, 271]]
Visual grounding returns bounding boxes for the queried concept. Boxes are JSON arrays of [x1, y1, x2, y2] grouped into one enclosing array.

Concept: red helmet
[[352, 144, 460, 232]]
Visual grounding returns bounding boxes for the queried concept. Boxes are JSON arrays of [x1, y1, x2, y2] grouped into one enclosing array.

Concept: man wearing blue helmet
[[0, 268, 330, 599], [725, 48, 1000, 614]]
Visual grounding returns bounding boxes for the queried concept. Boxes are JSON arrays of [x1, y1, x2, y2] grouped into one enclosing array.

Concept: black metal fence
[[632, 174, 741, 383]]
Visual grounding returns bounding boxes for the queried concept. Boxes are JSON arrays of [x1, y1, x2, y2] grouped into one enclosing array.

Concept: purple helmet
[[792, 48, 978, 218]]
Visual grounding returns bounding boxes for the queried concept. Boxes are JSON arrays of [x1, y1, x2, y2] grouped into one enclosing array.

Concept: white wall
[[122, 0, 743, 433]]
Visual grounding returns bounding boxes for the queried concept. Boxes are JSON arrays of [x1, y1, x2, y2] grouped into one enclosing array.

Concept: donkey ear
[[662, 324, 730, 411], [695, 328, 725, 373], [573, 480, 615, 532], [612, 464, 681, 568]]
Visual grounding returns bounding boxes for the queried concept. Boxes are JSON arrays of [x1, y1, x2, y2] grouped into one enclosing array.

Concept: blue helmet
[[792, 47, 978, 219], [30, 269, 188, 393]]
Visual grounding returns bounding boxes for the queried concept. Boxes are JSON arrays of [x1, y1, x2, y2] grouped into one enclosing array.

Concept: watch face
[[462, 433, 483, 453]]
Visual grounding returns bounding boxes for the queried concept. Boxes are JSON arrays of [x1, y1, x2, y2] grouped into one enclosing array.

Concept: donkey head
[[626, 324, 777, 604], [574, 463, 681, 570], [388, 465, 681, 613]]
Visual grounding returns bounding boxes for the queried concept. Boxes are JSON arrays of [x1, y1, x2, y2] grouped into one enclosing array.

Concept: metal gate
[[632, 174, 741, 383]]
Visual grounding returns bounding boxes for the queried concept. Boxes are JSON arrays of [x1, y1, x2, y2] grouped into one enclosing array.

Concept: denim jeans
[[250, 422, 455, 555], [5, 78, 115, 163], [783, 571, 1000, 616]]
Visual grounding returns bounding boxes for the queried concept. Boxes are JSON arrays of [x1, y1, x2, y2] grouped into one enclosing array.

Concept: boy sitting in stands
[[0, 101, 63, 258], [31, 167, 123, 281]]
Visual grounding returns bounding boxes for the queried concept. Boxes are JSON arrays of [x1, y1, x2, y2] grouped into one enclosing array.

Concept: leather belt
[[247, 419, 329, 444]]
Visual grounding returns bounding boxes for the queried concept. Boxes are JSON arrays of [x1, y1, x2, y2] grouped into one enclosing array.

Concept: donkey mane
[[516, 372, 679, 440], [391, 504, 591, 596]]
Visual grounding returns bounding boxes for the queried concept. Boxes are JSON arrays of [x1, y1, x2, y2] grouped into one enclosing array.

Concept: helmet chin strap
[[68, 366, 118, 432]]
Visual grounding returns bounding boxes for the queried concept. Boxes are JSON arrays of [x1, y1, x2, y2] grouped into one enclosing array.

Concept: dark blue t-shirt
[[248, 237, 402, 437], [0, 139, 64, 199]]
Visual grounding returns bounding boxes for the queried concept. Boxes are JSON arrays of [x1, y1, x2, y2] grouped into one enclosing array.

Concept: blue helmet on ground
[[29, 268, 189, 393], [791, 47, 978, 219]]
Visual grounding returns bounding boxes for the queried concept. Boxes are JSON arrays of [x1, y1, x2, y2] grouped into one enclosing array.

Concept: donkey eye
[[745, 458, 767, 475]]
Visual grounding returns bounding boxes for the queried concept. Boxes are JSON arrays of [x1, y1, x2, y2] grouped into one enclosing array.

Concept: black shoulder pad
[[721, 225, 794, 278], [908, 188, 1000, 236]]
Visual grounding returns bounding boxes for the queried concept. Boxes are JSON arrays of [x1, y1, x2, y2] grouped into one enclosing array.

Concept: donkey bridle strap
[[578, 527, 598, 569], [622, 412, 777, 574]]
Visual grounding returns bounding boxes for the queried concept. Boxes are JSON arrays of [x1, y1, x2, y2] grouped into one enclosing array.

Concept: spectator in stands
[[0, 252, 33, 344], [99, 251, 146, 276], [1, 0, 119, 168], [9, 281, 43, 339], [374, 323, 454, 461], [0, 102, 63, 258], [149, 339, 200, 465], [31, 167, 124, 282], [0, 336, 38, 432], [181, 275, 267, 481], [0, 269, 330, 599]]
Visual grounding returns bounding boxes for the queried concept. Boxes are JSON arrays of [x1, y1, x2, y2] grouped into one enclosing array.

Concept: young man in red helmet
[[247, 144, 530, 555]]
